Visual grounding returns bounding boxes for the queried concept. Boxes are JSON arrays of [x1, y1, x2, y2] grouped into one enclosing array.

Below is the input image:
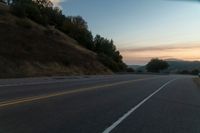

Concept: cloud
[[51, 0, 66, 7], [120, 43, 200, 52]]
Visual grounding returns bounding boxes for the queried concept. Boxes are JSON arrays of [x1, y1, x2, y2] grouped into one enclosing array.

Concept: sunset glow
[[121, 43, 200, 65]]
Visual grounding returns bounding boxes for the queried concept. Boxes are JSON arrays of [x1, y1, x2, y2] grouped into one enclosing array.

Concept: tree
[[11, 0, 65, 26], [35, 0, 53, 8], [47, 7, 65, 27], [94, 35, 127, 72], [146, 58, 169, 73], [94, 35, 116, 57], [61, 16, 94, 50]]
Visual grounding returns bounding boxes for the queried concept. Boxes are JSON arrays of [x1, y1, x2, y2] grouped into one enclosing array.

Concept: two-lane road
[[0, 74, 199, 133]]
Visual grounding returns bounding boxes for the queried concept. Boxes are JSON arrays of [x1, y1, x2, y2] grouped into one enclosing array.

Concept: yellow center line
[[0, 76, 162, 108]]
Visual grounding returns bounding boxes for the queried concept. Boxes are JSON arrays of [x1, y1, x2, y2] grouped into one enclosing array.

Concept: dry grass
[[0, 4, 111, 78], [193, 78, 200, 88]]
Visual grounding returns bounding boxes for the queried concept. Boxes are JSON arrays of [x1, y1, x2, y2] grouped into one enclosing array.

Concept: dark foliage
[[146, 58, 169, 73], [61, 16, 94, 50], [11, 0, 65, 26], [94, 35, 127, 72], [11, 0, 95, 50]]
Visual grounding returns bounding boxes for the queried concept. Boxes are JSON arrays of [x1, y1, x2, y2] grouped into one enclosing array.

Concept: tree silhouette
[[94, 35, 127, 71], [146, 58, 169, 73]]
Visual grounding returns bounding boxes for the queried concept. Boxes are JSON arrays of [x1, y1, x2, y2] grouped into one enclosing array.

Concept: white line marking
[[102, 78, 177, 133]]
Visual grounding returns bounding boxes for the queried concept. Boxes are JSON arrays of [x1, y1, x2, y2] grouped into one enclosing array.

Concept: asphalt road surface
[[0, 74, 199, 133]]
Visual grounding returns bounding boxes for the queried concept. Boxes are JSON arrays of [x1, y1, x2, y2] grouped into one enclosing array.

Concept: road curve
[[0, 74, 199, 133]]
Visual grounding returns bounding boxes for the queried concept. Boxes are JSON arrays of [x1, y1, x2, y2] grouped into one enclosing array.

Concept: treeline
[[1, 0, 127, 72]]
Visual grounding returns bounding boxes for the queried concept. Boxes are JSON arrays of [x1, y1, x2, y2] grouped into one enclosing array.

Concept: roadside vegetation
[[1, 0, 127, 72]]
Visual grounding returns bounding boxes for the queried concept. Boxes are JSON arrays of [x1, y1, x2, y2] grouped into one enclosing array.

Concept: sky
[[52, 0, 200, 65]]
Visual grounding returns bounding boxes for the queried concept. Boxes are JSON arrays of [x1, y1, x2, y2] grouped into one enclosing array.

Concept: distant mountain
[[129, 59, 200, 73], [165, 58, 183, 62], [166, 60, 200, 73]]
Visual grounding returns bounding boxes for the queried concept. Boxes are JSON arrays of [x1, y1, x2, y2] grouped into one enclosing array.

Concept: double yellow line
[[0, 76, 161, 108]]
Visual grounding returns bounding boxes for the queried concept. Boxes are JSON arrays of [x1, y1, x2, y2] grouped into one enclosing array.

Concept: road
[[0, 74, 199, 133]]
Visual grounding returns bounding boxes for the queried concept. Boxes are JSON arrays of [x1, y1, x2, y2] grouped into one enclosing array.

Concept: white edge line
[[102, 78, 177, 133]]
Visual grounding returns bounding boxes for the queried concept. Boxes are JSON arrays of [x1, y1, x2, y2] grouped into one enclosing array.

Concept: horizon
[[130, 58, 200, 66], [53, 0, 200, 65]]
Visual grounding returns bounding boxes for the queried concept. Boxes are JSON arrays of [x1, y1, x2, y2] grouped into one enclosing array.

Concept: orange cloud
[[120, 44, 200, 65]]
